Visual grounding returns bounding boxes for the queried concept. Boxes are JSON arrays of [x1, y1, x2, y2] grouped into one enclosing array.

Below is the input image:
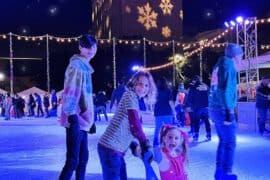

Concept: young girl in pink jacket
[[154, 125, 189, 180]]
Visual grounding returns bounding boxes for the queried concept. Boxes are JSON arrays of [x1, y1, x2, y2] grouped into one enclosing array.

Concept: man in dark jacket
[[34, 93, 43, 117], [209, 43, 243, 180], [43, 92, 50, 118], [50, 89, 57, 116], [188, 76, 211, 141], [94, 91, 108, 121], [256, 77, 270, 135]]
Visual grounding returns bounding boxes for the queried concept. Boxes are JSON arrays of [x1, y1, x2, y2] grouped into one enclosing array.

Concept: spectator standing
[[209, 43, 243, 179], [255, 76, 270, 135], [59, 34, 97, 180]]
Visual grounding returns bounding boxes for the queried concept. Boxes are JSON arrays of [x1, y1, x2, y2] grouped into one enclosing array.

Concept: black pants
[[59, 124, 89, 180], [194, 107, 211, 134], [36, 105, 44, 117]]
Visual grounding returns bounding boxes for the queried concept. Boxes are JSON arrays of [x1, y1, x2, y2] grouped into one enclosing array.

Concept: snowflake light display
[[137, 3, 158, 31], [162, 26, 171, 38], [159, 0, 174, 15]]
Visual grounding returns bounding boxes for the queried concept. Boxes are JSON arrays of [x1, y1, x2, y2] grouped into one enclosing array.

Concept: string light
[[143, 37, 146, 67], [8, 33, 14, 94], [261, 45, 270, 50], [112, 37, 116, 89], [143, 27, 234, 71], [0, 17, 269, 45], [46, 34, 50, 92], [0, 16, 269, 72]]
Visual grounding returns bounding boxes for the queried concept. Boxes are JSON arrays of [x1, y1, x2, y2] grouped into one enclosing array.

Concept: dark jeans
[[194, 107, 211, 135], [59, 125, 89, 180], [210, 109, 237, 174], [50, 105, 58, 116], [95, 106, 108, 121], [28, 106, 35, 116], [257, 108, 268, 134], [36, 105, 44, 117], [44, 106, 49, 117], [98, 144, 127, 180]]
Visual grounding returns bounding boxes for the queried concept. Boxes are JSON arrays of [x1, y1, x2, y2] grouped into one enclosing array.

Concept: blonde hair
[[126, 70, 157, 104]]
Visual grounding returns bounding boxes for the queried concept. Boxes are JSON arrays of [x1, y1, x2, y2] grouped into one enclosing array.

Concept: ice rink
[[0, 115, 270, 180]]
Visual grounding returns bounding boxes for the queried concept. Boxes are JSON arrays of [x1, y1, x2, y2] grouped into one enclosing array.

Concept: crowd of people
[[0, 90, 58, 120], [2, 34, 269, 180]]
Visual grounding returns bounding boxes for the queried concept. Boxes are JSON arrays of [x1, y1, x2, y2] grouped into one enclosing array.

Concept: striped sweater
[[60, 54, 94, 131], [98, 90, 141, 153]]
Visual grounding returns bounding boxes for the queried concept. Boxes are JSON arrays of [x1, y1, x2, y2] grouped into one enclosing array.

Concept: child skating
[[154, 125, 189, 180]]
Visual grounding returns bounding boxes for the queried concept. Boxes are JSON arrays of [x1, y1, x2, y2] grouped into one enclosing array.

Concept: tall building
[[92, 0, 183, 41]]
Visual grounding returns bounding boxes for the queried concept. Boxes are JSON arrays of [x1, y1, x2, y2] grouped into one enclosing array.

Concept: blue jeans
[[210, 109, 237, 174], [98, 144, 127, 180], [257, 108, 268, 134], [59, 126, 89, 180], [175, 105, 185, 125], [153, 115, 174, 147]]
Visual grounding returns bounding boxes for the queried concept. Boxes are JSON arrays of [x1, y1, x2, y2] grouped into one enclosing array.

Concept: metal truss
[[236, 17, 259, 101]]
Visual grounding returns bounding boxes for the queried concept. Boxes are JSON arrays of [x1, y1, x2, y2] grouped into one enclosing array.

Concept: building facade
[[92, 0, 183, 41]]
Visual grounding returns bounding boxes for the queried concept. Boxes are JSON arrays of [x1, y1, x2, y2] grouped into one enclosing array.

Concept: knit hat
[[225, 43, 243, 58]]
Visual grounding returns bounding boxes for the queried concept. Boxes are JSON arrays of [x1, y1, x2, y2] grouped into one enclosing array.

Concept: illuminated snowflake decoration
[[159, 0, 173, 15], [161, 26, 171, 38], [137, 3, 158, 31]]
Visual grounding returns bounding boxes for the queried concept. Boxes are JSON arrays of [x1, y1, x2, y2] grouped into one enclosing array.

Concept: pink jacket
[[159, 148, 188, 180]]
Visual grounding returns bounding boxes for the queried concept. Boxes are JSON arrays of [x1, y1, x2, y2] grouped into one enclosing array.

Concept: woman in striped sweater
[[98, 70, 157, 180]]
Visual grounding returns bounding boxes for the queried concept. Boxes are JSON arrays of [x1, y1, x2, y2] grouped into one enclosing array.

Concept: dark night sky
[[0, 0, 270, 93], [1, 0, 269, 36]]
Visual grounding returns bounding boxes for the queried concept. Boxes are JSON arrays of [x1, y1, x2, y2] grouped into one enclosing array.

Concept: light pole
[[0, 72, 5, 89]]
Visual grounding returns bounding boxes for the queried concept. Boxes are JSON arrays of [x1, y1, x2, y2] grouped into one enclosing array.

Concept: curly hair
[[126, 70, 157, 104]]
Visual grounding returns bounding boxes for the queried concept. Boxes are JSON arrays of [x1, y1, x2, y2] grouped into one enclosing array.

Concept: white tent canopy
[[0, 88, 7, 94], [56, 89, 63, 98], [18, 86, 47, 98]]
